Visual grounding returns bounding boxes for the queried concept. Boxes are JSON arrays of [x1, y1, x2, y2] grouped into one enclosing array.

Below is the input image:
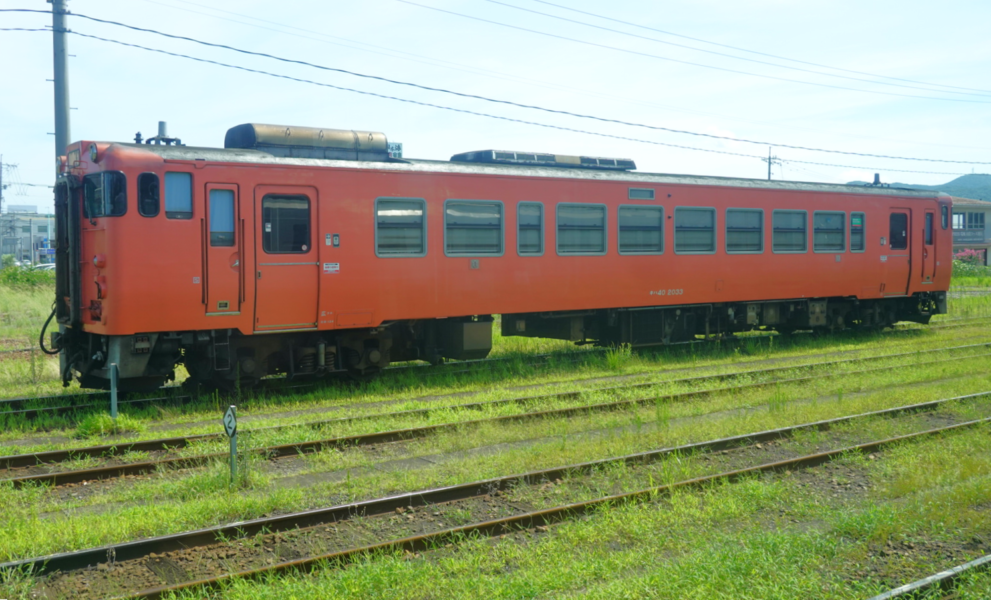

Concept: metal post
[[0, 155, 4, 259], [230, 430, 237, 486], [51, 0, 72, 157], [110, 363, 118, 420]]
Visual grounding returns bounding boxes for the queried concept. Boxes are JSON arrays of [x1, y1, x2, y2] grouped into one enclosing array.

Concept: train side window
[[209, 189, 235, 247], [518, 202, 543, 256], [138, 173, 160, 217], [725, 208, 763, 254], [164, 172, 193, 219], [674, 207, 716, 254], [925, 213, 934, 245], [889, 213, 908, 250], [772, 210, 807, 253], [850, 212, 865, 252], [618, 205, 663, 254], [262, 194, 310, 253], [445, 200, 504, 256], [628, 188, 655, 200], [813, 211, 845, 253], [557, 203, 607, 255], [941, 206, 949, 229], [375, 198, 426, 257]]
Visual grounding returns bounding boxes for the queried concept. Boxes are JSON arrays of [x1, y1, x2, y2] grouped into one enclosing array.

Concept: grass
[[1, 277, 991, 598], [149, 425, 991, 600]]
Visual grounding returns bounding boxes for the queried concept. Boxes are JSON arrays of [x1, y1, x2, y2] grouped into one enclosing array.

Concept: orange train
[[48, 123, 951, 391]]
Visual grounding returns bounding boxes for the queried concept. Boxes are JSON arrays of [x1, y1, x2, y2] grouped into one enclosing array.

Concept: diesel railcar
[[46, 124, 951, 391]]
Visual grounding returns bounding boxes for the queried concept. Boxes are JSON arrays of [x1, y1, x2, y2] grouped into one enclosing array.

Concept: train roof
[[104, 142, 945, 200]]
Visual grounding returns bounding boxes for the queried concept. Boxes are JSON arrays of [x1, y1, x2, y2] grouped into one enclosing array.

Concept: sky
[[1, 0, 990, 213]]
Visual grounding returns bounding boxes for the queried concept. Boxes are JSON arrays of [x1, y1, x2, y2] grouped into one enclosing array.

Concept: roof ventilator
[[451, 149, 636, 171], [224, 123, 391, 161]]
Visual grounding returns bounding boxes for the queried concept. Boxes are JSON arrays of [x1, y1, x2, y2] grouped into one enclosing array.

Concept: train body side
[[53, 142, 951, 389]]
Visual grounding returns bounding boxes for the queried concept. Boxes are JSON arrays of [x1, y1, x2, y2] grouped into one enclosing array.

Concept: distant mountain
[[846, 174, 991, 201]]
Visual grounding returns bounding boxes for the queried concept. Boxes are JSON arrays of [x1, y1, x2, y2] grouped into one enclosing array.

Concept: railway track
[[3, 341, 989, 488], [7, 393, 988, 600], [866, 554, 991, 599], [2, 314, 988, 420]]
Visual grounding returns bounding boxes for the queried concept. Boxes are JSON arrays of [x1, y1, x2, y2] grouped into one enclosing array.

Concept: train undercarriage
[[52, 293, 946, 392]]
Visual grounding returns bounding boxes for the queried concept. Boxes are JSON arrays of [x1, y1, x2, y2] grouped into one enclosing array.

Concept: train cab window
[[83, 172, 127, 218], [209, 189, 235, 247], [376, 198, 426, 257], [674, 207, 716, 254], [725, 209, 763, 254], [941, 206, 949, 230], [850, 212, 865, 252], [138, 173, 160, 217], [772, 210, 807, 253], [813, 211, 845, 253], [262, 195, 310, 253], [557, 203, 606, 255], [889, 213, 908, 251], [164, 172, 193, 219], [518, 202, 543, 256], [445, 200, 503, 256], [618, 205, 663, 254]]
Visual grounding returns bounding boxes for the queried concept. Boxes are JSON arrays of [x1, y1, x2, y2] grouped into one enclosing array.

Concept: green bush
[[952, 259, 991, 279], [1, 254, 14, 269], [0, 267, 55, 288]]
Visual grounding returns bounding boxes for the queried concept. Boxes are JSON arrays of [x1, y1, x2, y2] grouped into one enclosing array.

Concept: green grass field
[[1, 267, 990, 599]]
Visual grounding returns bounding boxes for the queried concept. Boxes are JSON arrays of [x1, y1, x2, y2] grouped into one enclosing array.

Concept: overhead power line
[[133, 0, 991, 153], [55, 30, 970, 175], [527, 0, 991, 96], [394, 0, 991, 105], [480, 0, 991, 99], [2, 8, 985, 167]]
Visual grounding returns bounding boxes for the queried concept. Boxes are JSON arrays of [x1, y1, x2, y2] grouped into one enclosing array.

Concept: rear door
[[922, 210, 935, 283], [254, 186, 319, 332], [882, 210, 911, 296], [204, 184, 242, 315]]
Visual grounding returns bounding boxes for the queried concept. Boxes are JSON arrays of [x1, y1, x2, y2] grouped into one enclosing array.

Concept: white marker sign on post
[[223, 405, 237, 485]]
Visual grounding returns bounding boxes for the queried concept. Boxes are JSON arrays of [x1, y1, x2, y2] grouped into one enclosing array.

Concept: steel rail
[[118, 417, 991, 600], [3, 391, 988, 581], [866, 553, 991, 599], [3, 347, 989, 487]]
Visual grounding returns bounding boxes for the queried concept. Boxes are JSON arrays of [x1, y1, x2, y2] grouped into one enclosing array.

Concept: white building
[[0, 205, 55, 265], [952, 197, 990, 266]]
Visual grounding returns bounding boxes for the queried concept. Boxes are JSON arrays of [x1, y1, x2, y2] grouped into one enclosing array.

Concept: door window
[[889, 213, 908, 250], [924, 213, 934, 245], [209, 189, 235, 247], [262, 195, 310, 253], [850, 212, 865, 252]]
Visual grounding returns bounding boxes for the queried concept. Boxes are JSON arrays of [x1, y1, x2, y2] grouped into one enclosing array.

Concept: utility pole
[[51, 0, 71, 157], [761, 146, 781, 181], [0, 155, 5, 259]]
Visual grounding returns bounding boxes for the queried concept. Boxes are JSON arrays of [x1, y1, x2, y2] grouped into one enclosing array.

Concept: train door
[[922, 210, 936, 283], [253, 185, 319, 332], [882, 210, 911, 296], [203, 184, 242, 315]]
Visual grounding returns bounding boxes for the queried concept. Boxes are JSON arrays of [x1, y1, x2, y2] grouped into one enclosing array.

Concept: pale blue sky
[[2, 0, 989, 212]]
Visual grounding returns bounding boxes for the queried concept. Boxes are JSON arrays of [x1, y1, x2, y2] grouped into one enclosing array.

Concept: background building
[[0, 204, 54, 265], [952, 197, 990, 265]]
